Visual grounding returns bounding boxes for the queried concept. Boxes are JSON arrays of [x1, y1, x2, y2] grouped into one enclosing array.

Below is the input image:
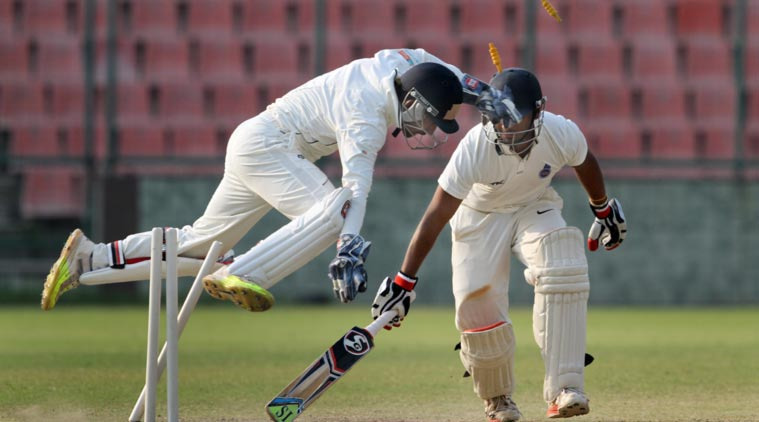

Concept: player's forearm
[[400, 216, 447, 277], [400, 187, 462, 277], [573, 151, 607, 204]]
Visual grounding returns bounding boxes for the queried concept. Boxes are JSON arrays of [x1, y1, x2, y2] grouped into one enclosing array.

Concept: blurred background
[[0, 0, 757, 307]]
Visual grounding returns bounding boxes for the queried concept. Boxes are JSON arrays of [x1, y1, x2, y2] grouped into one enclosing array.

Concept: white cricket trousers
[[451, 188, 566, 331], [91, 111, 334, 270]]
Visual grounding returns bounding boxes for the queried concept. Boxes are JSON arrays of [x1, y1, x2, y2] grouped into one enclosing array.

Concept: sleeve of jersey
[[410, 48, 466, 81], [556, 117, 589, 167], [437, 138, 476, 200], [337, 119, 386, 236]]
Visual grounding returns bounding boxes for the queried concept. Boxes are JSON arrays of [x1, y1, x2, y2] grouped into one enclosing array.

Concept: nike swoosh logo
[[537, 209, 553, 215]]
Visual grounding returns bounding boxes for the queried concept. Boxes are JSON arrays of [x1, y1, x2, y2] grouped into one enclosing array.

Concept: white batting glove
[[588, 198, 627, 251], [371, 272, 417, 330]]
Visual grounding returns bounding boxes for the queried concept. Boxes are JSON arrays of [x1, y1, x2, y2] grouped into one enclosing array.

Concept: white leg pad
[[524, 227, 589, 403], [227, 187, 351, 289], [459, 322, 516, 400]]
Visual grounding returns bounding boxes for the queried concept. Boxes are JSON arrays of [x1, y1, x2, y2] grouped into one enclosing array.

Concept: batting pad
[[524, 227, 589, 403], [228, 188, 351, 288], [459, 321, 515, 400]]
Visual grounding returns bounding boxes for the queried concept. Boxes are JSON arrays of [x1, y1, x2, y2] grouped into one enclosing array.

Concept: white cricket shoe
[[546, 387, 590, 418], [485, 395, 521, 422]]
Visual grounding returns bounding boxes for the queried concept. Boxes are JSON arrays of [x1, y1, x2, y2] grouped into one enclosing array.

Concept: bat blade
[[265, 312, 396, 422]]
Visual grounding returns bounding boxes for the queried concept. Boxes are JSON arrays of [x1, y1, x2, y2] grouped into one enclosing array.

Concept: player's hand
[[328, 234, 371, 303], [371, 272, 417, 330], [587, 198, 626, 251]]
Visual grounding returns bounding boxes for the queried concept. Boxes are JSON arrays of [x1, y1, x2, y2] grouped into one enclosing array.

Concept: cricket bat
[[265, 311, 398, 422]]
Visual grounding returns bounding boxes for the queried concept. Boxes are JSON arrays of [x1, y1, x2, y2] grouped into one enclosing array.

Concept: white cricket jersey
[[438, 112, 588, 213], [264, 48, 463, 235]]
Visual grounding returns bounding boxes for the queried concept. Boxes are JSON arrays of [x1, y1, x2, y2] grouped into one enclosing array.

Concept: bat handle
[[365, 311, 398, 337]]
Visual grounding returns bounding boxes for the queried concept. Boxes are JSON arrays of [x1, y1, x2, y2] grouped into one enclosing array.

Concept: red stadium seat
[[185, 0, 234, 35], [535, 36, 568, 77], [542, 78, 579, 122], [126, 1, 176, 36], [749, 1, 759, 40], [577, 83, 632, 120], [644, 121, 695, 159], [626, 38, 679, 83], [743, 43, 759, 84], [0, 39, 29, 80], [747, 82, 759, 124], [583, 119, 641, 159], [191, 37, 244, 82], [0, 82, 45, 120], [673, 0, 726, 38], [457, 0, 523, 40], [33, 38, 81, 82], [173, 125, 221, 156], [244, 0, 315, 34], [567, 39, 624, 82], [677, 38, 732, 82], [117, 125, 165, 156], [692, 123, 735, 160], [684, 81, 736, 126], [130, 37, 191, 82], [117, 82, 150, 121], [252, 37, 300, 78], [49, 83, 84, 123], [0, 1, 16, 38], [209, 83, 260, 120], [25, 0, 76, 35], [630, 83, 687, 125], [402, 0, 451, 35], [563, 0, 614, 39], [618, 0, 671, 37], [325, 0, 394, 35], [9, 125, 57, 157], [21, 167, 85, 219], [745, 121, 759, 158], [158, 83, 204, 121]]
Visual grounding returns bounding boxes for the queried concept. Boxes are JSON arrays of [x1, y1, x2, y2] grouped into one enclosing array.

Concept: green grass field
[[1, 305, 757, 422]]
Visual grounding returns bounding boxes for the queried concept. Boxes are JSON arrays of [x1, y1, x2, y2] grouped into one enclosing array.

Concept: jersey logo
[[489, 179, 505, 186], [539, 164, 551, 178], [398, 50, 414, 65]]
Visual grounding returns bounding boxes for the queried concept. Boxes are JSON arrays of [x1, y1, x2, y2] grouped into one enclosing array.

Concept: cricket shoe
[[41, 229, 95, 311], [546, 388, 590, 418], [202, 269, 274, 312], [485, 395, 522, 422]]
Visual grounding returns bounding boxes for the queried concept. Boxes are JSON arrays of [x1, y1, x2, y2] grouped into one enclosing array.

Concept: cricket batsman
[[41, 48, 502, 313], [371, 68, 627, 421]]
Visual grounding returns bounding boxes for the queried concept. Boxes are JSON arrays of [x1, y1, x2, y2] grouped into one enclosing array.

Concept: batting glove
[[475, 87, 522, 127], [328, 234, 371, 303], [371, 272, 417, 330], [587, 197, 627, 251]]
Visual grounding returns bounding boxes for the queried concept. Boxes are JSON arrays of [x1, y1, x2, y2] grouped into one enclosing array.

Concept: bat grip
[[365, 311, 398, 337]]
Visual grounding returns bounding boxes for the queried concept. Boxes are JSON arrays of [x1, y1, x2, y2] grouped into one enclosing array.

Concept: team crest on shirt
[[539, 163, 551, 178], [398, 50, 414, 65]]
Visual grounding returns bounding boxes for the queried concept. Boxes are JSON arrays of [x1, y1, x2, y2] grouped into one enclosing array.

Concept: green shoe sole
[[41, 229, 83, 311], [202, 274, 274, 312]]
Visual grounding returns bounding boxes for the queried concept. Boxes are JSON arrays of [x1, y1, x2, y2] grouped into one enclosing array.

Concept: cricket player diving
[[41, 48, 503, 314], [371, 68, 627, 421]]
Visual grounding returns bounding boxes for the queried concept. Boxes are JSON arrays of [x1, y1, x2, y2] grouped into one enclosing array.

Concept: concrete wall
[[141, 176, 759, 306]]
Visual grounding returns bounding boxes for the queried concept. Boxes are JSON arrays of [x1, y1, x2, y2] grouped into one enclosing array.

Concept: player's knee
[[523, 227, 589, 293]]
